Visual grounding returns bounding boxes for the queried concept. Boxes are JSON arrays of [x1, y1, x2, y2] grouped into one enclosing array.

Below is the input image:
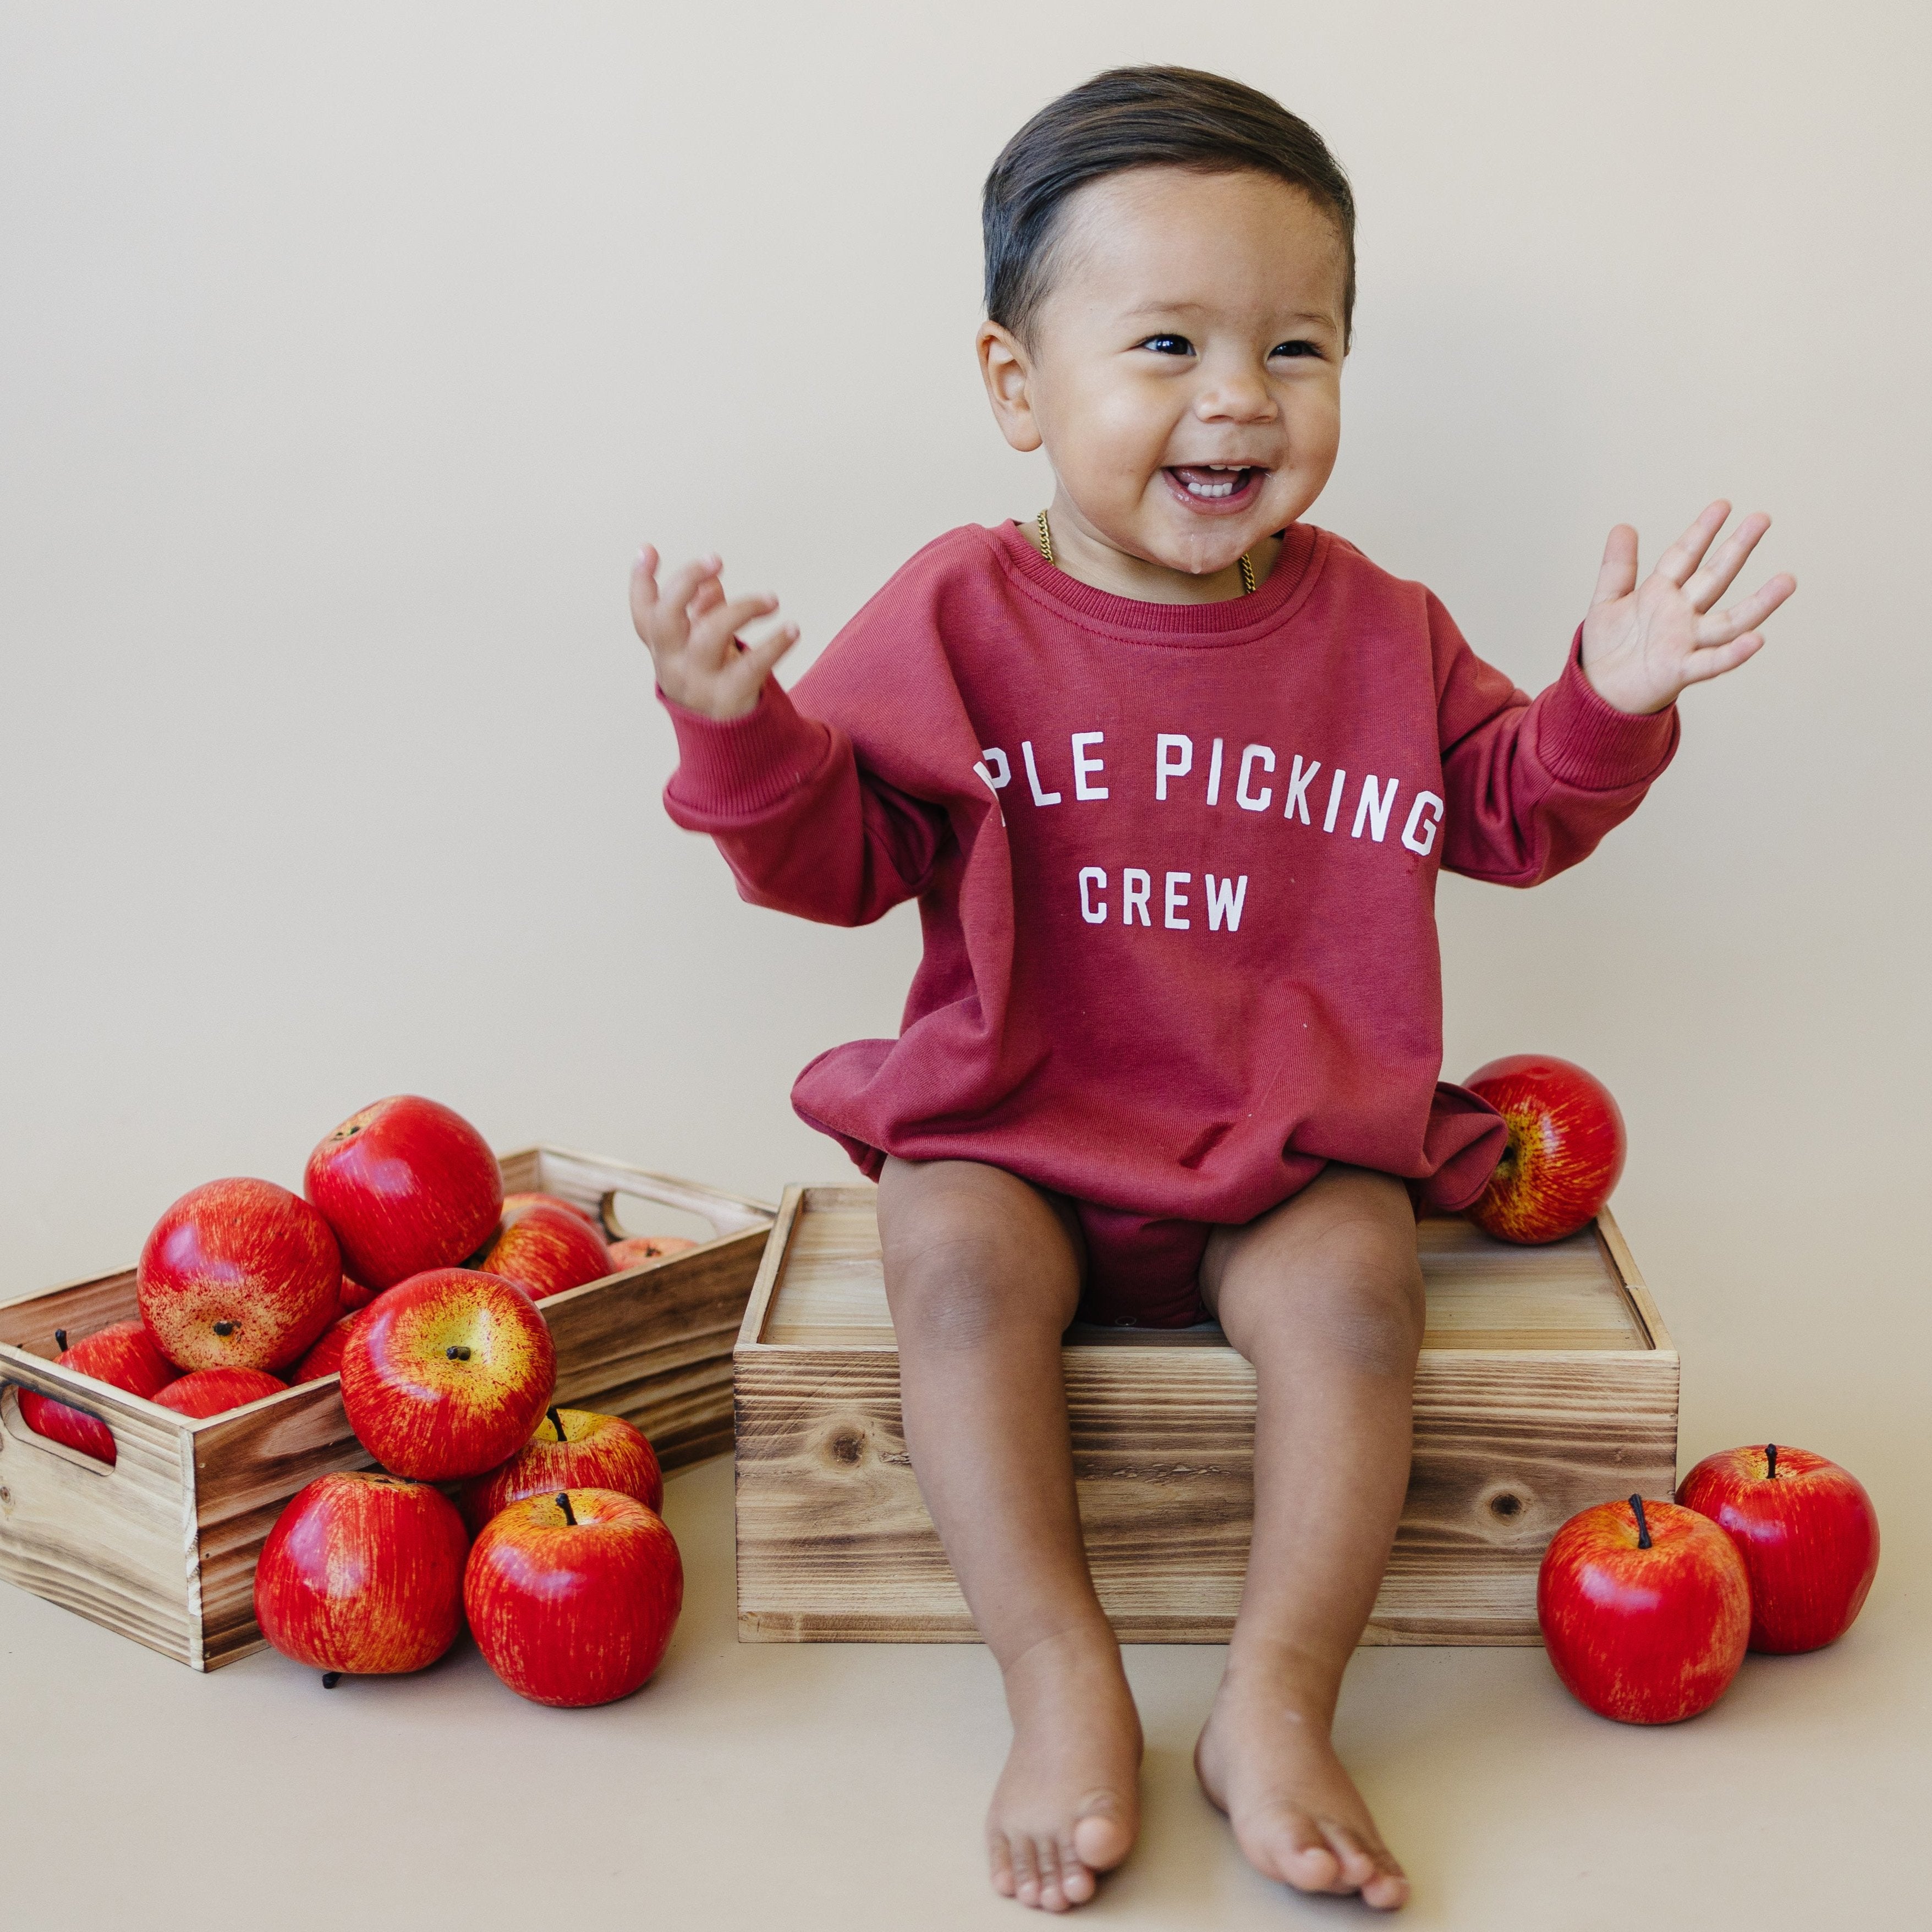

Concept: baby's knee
[[1243, 1222, 1424, 1379], [881, 1173, 1078, 1349]]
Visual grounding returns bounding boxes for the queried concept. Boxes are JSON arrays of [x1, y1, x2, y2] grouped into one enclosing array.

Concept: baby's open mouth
[[1165, 464, 1265, 512]]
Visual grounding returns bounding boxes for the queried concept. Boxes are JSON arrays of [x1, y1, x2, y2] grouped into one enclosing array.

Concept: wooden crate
[[734, 1184, 1678, 1644], [0, 1148, 772, 1670]]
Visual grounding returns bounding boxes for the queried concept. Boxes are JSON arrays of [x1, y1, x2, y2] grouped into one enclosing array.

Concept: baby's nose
[[1195, 372, 1277, 421]]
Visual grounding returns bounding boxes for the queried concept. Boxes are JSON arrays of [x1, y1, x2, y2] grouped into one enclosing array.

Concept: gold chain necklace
[[1034, 508, 1256, 595]]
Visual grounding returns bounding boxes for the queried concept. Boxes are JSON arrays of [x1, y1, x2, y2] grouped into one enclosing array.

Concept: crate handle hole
[[0, 1385, 117, 1477], [600, 1191, 718, 1246]]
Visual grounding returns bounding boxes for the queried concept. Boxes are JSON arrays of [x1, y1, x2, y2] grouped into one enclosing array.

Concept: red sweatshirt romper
[[661, 520, 1677, 1325]]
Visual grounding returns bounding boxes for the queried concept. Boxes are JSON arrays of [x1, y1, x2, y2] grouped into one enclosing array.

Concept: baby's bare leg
[[878, 1157, 1140, 1914], [1194, 1166, 1423, 1912]]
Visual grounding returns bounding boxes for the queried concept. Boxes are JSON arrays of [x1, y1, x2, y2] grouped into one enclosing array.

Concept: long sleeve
[[660, 678, 949, 926], [1434, 607, 1679, 887]]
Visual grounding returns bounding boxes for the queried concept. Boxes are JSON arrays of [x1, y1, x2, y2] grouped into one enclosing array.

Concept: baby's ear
[[976, 321, 1042, 453]]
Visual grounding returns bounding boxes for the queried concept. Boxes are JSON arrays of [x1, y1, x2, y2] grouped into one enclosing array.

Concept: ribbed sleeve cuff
[[660, 678, 831, 820], [1535, 627, 1680, 791]]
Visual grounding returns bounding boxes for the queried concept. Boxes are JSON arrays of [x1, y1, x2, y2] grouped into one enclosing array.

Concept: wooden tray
[[0, 1148, 772, 1670], [734, 1185, 1678, 1644]]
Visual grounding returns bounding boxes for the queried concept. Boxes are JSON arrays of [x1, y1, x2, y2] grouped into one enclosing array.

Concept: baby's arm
[[633, 546, 947, 926], [1579, 501, 1794, 715]]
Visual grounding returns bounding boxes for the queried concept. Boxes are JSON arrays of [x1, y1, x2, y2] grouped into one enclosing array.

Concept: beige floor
[[2, 1194, 1925, 1932]]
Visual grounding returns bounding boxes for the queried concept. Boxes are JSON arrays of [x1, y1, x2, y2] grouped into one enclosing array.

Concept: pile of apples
[[25, 1094, 694, 1708], [1539, 1447, 1881, 1724]]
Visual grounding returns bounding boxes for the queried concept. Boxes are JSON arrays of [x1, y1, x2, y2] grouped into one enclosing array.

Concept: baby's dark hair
[[983, 66, 1355, 348]]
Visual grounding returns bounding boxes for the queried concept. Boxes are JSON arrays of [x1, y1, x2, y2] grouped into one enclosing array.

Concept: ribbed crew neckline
[[992, 517, 1326, 641]]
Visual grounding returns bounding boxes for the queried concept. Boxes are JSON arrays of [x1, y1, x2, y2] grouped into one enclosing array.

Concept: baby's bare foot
[[987, 1624, 1142, 1912], [1195, 1660, 1408, 1911]]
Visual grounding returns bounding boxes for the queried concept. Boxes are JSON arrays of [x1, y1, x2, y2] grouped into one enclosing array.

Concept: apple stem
[[548, 1406, 566, 1443], [557, 1490, 577, 1527], [54, 1329, 68, 1353], [1629, 1494, 1652, 1550], [322, 1671, 341, 1689], [1766, 1443, 1778, 1480]]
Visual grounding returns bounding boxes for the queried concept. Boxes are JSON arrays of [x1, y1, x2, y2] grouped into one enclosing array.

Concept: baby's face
[[1001, 167, 1347, 583]]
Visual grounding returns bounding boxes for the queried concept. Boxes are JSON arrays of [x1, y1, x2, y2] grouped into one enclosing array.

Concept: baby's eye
[[1137, 333, 1194, 357], [1269, 339, 1324, 360]]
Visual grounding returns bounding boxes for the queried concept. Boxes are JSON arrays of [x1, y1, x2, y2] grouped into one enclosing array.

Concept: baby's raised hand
[[631, 546, 799, 721], [1579, 502, 1795, 715]]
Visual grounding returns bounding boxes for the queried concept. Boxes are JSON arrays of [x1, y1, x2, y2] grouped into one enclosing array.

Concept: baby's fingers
[[630, 547, 721, 649], [1679, 630, 1766, 687], [739, 620, 801, 685], [1697, 570, 1796, 647], [1684, 511, 1772, 612], [1654, 501, 1731, 590], [692, 591, 785, 661]]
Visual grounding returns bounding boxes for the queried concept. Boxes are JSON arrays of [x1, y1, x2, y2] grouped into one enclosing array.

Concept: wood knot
[[826, 1426, 865, 1466], [1473, 1480, 1538, 1540]]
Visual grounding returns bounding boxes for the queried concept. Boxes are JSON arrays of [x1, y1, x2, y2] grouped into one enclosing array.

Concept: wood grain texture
[[735, 1192, 1678, 1644], [0, 1150, 772, 1669]]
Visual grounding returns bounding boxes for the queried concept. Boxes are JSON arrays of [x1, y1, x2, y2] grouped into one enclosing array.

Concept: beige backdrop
[[2, 4, 1926, 1929]]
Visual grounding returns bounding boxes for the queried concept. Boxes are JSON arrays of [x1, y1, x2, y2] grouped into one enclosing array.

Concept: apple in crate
[[1678, 1443, 1880, 1654], [460, 1406, 664, 1533], [154, 1366, 287, 1418], [501, 1191, 602, 1233], [1463, 1054, 1626, 1244], [339, 1267, 556, 1480], [19, 1321, 180, 1465], [477, 1203, 613, 1302], [337, 1273, 378, 1314], [607, 1235, 698, 1269], [139, 1177, 342, 1371], [305, 1095, 502, 1291], [255, 1472, 470, 1678], [1537, 1494, 1749, 1723], [465, 1488, 683, 1706], [292, 1311, 365, 1385]]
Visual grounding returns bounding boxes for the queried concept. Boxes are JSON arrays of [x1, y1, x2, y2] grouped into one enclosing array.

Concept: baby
[[633, 67, 1792, 1914]]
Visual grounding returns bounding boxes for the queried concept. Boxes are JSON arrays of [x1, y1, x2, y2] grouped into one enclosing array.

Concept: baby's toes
[[1007, 1834, 1044, 1908], [1071, 1796, 1133, 1873], [1321, 1822, 1409, 1911], [1243, 1804, 1343, 1892], [1032, 1835, 1075, 1912], [1054, 1836, 1097, 1906], [989, 1832, 1017, 1899]]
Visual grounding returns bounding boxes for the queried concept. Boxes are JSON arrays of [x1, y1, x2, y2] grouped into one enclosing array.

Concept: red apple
[[339, 1267, 556, 1481], [606, 1234, 698, 1270], [1463, 1053, 1627, 1244], [153, 1366, 288, 1418], [337, 1273, 378, 1314], [18, 1320, 180, 1466], [139, 1177, 342, 1371], [501, 1191, 602, 1234], [459, 1406, 665, 1533], [305, 1095, 502, 1291], [1677, 1443, 1880, 1654], [255, 1471, 469, 1677], [1537, 1494, 1750, 1723], [477, 1203, 613, 1302], [464, 1488, 683, 1706], [292, 1311, 365, 1385]]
